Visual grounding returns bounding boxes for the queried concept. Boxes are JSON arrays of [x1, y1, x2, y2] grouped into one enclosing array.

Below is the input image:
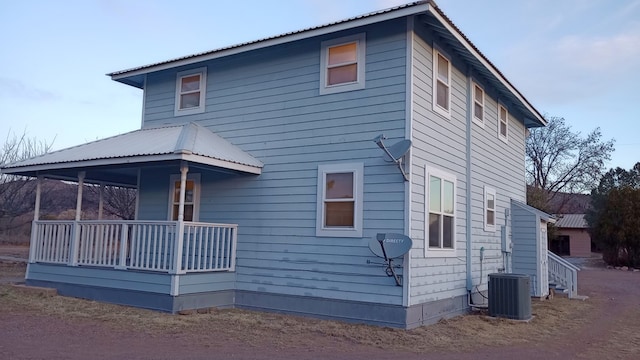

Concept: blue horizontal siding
[[136, 19, 409, 305]]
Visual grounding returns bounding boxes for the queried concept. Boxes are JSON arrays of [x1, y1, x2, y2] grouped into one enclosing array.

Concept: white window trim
[[174, 67, 207, 116], [432, 48, 451, 119], [425, 166, 456, 258], [316, 163, 364, 237], [319, 33, 366, 95], [167, 173, 201, 222], [484, 186, 496, 232], [498, 103, 509, 143], [472, 82, 485, 127]]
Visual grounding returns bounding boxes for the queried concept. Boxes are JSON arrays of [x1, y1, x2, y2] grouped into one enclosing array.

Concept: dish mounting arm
[[373, 134, 410, 182]]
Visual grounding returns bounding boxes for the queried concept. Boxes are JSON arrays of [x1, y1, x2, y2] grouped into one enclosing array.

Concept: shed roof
[[1, 123, 263, 184], [511, 200, 556, 224], [555, 214, 588, 229]]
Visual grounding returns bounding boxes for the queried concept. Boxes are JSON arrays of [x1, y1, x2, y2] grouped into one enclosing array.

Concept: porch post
[[177, 163, 188, 222], [75, 172, 85, 221], [69, 171, 85, 266], [28, 175, 43, 264], [172, 163, 188, 274], [98, 182, 104, 220]]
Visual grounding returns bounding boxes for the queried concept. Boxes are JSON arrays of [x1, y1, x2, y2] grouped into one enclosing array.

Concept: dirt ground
[[0, 246, 638, 360]]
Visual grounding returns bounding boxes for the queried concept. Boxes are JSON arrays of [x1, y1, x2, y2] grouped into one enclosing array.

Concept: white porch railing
[[548, 250, 580, 298], [29, 220, 237, 274]]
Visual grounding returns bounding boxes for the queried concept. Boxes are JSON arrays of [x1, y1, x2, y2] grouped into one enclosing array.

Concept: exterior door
[[539, 221, 549, 296]]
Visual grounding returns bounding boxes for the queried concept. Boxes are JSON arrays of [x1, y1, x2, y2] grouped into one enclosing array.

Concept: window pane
[[185, 180, 195, 203], [174, 180, 195, 203], [172, 205, 179, 221], [328, 42, 357, 65], [180, 92, 200, 109], [487, 194, 495, 210], [172, 204, 194, 221], [474, 86, 483, 103], [443, 180, 454, 214], [487, 209, 495, 226], [181, 75, 201, 92], [326, 172, 353, 199], [474, 103, 483, 120], [436, 81, 449, 110], [327, 64, 357, 85], [443, 215, 453, 248], [184, 205, 194, 222], [500, 107, 507, 121], [325, 202, 354, 227], [500, 121, 507, 136], [173, 182, 181, 202], [429, 176, 441, 212], [437, 54, 449, 82], [429, 213, 440, 247]]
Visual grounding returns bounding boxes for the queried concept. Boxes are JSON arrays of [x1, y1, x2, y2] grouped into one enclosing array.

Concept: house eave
[[1, 153, 262, 179], [107, 2, 430, 87], [424, 5, 546, 128]]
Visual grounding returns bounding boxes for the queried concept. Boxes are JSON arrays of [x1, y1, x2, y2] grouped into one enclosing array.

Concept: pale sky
[[1, 0, 638, 170]]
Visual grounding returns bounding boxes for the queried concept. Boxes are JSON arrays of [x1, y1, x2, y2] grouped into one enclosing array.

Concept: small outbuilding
[[510, 200, 555, 298], [553, 214, 591, 257]]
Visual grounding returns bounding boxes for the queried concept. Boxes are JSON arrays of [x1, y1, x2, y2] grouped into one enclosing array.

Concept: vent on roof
[[488, 273, 532, 320]]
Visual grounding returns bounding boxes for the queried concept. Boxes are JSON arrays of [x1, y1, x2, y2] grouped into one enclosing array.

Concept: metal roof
[[555, 214, 588, 229], [1, 123, 263, 181], [105, 1, 545, 127]]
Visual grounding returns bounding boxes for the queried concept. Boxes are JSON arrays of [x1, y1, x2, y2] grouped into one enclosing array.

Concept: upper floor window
[[473, 83, 484, 126], [175, 67, 207, 116], [484, 186, 496, 232], [432, 49, 451, 118], [320, 33, 366, 95], [168, 174, 200, 222], [316, 163, 363, 237], [425, 166, 456, 257], [498, 104, 509, 142]]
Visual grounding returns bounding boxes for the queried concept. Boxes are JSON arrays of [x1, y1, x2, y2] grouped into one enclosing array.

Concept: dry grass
[[0, 265, 594, 354], [0, 261, 26, 281]]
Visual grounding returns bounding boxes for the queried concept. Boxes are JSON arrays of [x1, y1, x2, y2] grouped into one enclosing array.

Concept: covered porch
[[1, 123, 263, 311]]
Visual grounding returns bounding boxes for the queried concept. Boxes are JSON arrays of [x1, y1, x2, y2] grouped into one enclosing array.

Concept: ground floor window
[[316, 163, 363, 237], [425, 166, 456, 257]]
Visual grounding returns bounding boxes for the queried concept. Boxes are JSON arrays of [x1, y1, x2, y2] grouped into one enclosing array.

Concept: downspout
[[465, 70, 473, 291], [402, 15, 415, 308]]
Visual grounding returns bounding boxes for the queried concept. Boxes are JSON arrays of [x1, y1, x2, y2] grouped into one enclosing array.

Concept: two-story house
[[2, 1, 556, 328]]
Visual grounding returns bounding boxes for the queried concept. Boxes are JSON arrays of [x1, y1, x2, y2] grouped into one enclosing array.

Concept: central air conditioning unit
[[488, 273, 532, 320]]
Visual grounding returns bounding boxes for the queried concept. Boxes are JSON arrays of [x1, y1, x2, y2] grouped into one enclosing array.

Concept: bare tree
[[86, 185, 137, 220], [526, 116, 615, 211], [0, 130, 54, 239]]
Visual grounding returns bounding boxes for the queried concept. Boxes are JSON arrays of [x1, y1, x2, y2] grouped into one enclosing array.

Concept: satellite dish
[[373, 134, 412, 181], [385, 140, 412, 162], [367, 233, 413, 286], [368, 233, 413, 259]]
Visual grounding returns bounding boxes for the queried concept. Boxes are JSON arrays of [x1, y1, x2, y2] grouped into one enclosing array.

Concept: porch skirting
[[25, 279, 235, 313]]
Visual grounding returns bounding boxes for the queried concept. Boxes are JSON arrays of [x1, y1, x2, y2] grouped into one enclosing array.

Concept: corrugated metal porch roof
[[1, 123, 263, 184]]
